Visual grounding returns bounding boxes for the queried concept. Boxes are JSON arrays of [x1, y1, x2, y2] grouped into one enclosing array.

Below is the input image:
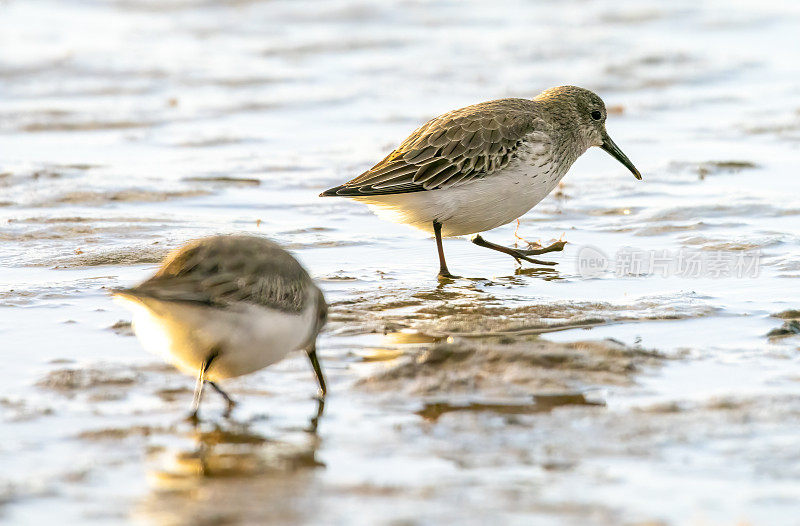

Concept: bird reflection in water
[[148, 397, 325, 486]]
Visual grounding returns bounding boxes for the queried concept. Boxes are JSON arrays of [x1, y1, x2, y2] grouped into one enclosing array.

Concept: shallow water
[[2, 0, 800, 524]]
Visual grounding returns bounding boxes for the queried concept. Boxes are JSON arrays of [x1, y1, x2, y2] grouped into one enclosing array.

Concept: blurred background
[[1, 1, 800, 525]]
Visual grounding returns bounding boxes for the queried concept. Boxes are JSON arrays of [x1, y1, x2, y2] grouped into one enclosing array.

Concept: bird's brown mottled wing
[[117, 236, 313, 313], [321, 98, 545, 197]]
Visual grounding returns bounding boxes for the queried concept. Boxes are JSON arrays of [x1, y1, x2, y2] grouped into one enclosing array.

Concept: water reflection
[[149, 398, 325, 486], [511, 266, 563, 281], [141, 402, 324, 525], [382, 331, 440, 345], [416, 393, 603, 422]]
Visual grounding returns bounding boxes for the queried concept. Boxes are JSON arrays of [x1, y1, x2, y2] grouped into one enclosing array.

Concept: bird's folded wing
[[117, 273, 308, 314], [118, 238, 311, 313], [322, 99, 546, 196]]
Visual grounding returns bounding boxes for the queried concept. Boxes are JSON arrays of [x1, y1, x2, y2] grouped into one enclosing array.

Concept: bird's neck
[[550, 127, 589, 178]]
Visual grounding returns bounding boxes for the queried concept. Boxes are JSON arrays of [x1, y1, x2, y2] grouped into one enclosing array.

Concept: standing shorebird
[[113, 235, 327, 420], [321, 86, 641, 278]]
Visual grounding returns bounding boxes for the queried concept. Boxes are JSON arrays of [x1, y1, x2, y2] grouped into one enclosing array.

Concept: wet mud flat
[[44, 330, 662, 525], [28, 296, 794, 526], [10, 292, 791, 525]]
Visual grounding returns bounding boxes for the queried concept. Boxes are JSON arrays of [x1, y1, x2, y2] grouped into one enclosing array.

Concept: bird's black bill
[[601, 134, 642, 180]]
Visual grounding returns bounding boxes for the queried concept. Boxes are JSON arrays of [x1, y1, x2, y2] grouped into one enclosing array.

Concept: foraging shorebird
[[113, 235, 327, 420], [321, 86, 641, 278]]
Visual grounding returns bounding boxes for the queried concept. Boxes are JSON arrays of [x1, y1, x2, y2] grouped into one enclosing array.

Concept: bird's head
[[535, 86, 642, 180]]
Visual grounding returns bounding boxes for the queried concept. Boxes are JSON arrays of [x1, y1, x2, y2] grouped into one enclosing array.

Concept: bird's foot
[[186, 410, 201, 426], [516, 238, 567, 256], [472, 234, 558, 266], [437, 270, 461, 280], [513, 221, 566, 252], [222, 399, 237, 419], [508, 250, 558, 266], [209, 381, 237, 419], [307, 396, 326, 434]]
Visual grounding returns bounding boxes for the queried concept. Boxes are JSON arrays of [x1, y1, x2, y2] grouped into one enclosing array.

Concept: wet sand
[[2, 0, 800, 524]]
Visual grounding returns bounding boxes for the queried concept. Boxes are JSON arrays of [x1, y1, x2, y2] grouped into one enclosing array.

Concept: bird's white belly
[[115, 295, 316, 381], [357, 155, 566, 237]]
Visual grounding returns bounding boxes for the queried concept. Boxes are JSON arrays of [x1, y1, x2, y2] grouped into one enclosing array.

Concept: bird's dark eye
[[591, 110, 602, 121]]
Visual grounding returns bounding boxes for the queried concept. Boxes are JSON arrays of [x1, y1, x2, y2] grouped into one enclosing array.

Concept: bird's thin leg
[[208, 381, 236, 418], [472, 234, 558, 266], [433, 220, 459, 279], [188, 348, 220, 423], [307, 396, 325, 434], [306, 343, 327, 397]]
